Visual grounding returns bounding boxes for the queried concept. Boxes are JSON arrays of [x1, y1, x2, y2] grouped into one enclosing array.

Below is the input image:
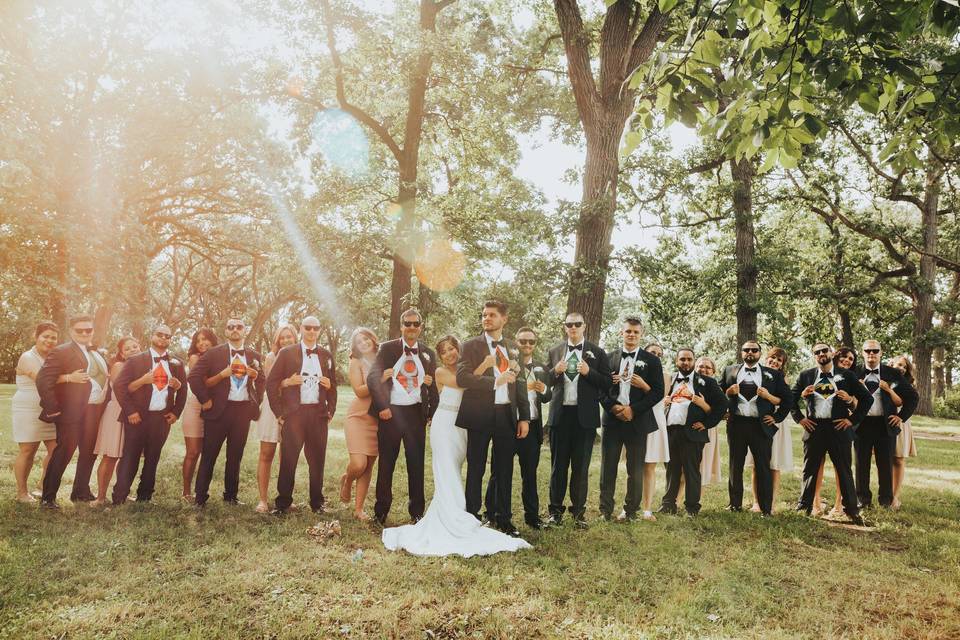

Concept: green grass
[[1, 383, 958, 639]]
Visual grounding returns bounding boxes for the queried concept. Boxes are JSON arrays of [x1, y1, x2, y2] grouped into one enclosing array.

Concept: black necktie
[[404, 346, 418, 356], [231, 349, 245, 358], [154, 354, 169, 363], [568, 344, 583, 351], [621, 351, 636, 360], [306, 347, 319, 357]]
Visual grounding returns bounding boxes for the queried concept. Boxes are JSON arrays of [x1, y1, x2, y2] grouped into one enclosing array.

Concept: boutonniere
[[585, 351, 596, 360], [763, 371, 773, 380], [696, 376, 705, 386], [635, 361, 647, 370], [170, 358, 181, 367], [326, 358, 333, 369], [891, 381, 898, 389], [422, 352, 431, 362], [832, 374, 843, 384], [533, 366, 544, 373]]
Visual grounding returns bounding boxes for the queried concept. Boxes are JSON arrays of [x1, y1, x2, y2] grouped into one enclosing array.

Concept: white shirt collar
[[149, 347, 166, 359], [818, 365, 835, 377]]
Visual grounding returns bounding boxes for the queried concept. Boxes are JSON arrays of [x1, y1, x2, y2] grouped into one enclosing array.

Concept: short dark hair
[[676, 347, 695, 358], [34, 322, 59, 339], [435, 334, 461, 356], [483, 300, 508, 315], [400, 307, 422, 322], [516, 326, 537, 338], [111, 336, 140, 366], [623, 316, 643, 326], [742, 339, 761, 348], [68, 315, 94, 328]]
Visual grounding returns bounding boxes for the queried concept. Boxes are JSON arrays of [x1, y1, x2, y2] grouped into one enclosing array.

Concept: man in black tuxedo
[[720, 340, 793, 516], [188, 317, 264, 506], [367, 308, 439, 525], [792, 342, 873, 525], [266, 316, 337, 513], [544, 312, 612, 529], [112, 324, 187, 504], [855, 339, 918, 509], [659, 348, 726, 516], [456, 300, 530, 536], [483, 326, 552, 530], [599, 317, 664, 522], [36, 315, 106, 507]]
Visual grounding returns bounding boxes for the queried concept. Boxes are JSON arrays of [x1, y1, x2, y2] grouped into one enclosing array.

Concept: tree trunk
[[839, 310, 855, 349], [912, 159, 940, 415], [730, 158, 757, 351], [935, 272, 960, 398]]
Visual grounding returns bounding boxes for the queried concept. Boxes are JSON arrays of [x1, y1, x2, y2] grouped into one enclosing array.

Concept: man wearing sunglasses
[[188, 318, 265, 506], [367, 308, 439, 525], [112, 324, 187, 504], [791, 342, 873, 525], [266, 316, 337, 513], [721, 340, 792, 517], [854, 340, 918, 510], [37, 315, 107, 507], [544, 312, 612, 529]]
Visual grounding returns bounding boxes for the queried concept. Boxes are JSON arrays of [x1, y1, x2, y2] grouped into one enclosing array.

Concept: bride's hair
[[435, 335, 460, 357]]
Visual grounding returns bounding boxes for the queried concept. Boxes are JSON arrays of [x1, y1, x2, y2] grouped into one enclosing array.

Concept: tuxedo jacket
[[187, 343, 265, 421], [664, 372, 727, 443], [602, 348, 665, 435], [366, 339, 439, 422], [266, 343, 338, 421], [455, 334, 530, 432], [790, 366, 873, 438], [521, 359, 553, 424], [545, 341, 612, 430], [720, 363, 793, 437], [114, 351, 188, 424], [854, 364, 918, 434], [36, 341, 94, 423]]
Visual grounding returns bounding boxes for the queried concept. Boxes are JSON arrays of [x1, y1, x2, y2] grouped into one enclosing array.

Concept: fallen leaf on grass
[[307, 520, 342, 539]]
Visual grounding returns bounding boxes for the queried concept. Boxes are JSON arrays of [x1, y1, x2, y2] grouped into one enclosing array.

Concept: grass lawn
[[1, 383, 958, 639]]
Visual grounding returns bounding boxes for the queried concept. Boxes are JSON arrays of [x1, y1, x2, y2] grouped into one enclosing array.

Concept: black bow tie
[[621, 351, 636, 360], [490, 340, 505, 349], [153, 354, 169, 363], [305, 347, 320, 357], [744, 366, 757, 373], [677, 376, 689, 384], [568, 344, 583, 351], [404, 346, 418, 356], [867, 368, 880, 375], [230, 349, 245, 358]]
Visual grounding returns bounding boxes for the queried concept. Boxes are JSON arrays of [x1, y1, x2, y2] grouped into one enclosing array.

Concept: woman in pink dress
[[92, 337, 141, 506], [181, 328, 218, 501], [340, 327, 379, 520], [889, 355, 918, 510], [254, 324, 299, 513]]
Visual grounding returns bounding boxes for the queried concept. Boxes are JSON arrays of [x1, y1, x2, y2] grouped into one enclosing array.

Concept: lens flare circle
[[414, 235, 466, 292], [309, 109, 369, 179]]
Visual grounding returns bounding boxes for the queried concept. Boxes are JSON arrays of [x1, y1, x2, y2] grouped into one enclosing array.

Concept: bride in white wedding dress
[[382, 336, 531, 557]]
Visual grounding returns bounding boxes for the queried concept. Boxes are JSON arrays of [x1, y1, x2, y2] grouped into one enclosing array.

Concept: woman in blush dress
[[695, 357, 722, 486], [91, 337, 141, 506], [382, 335, 531, 557], [640, 342, 670, 521], [11, 322, 60, 502], [339, 327, 380, 520], [255, 324, 299, 513], [181, 327, 218, 502], [746, 347, 793, 513], [889, 355, 918, 510]]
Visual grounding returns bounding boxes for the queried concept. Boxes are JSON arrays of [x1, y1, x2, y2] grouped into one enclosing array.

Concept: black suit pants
[[485, 419, 543, 525], [661, 425, 705, 514], [469, 406, 516, 526], [374, 403, 426, 522], [598, 424, 647, 517], [548, 406, 596, 519], [727, 415, 774, 514], [112, 411, 171, 503], [40, 412, 85, 503], [275, 404, 328, 511], [855, 415, 895, 507], [194, 401, 252, 505], [799, 419, 859, 516]]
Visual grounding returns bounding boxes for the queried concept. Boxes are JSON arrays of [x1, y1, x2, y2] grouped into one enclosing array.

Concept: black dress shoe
[[849, 514, 867, 527], [726, 505, 743, 512], [573, 516, 588, 530], [271, 508, 287, 516], [525, 518, 544, 530], [599, 512, 613, 522], [657, 506, 677, 515], [39, 500, 60, 510], [545, 514, 562, 527], [617, 510, 637, 522], [497, 522, 522, 537], [411, 516, 422, 525], [224, 498, 243, 506]]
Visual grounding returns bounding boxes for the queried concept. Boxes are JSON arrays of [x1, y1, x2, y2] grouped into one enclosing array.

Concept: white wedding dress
[[382, 386, 532, 557]]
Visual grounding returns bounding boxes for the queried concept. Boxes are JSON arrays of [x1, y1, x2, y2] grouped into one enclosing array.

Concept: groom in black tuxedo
[[545, 312, 612, 529], [112, 324, 188, 504], [792, 342, 873, 525], [456, 300, 530, 537], [188, 317, 264, 506], [367, 308, 439, 525], [720, 340, 792, 516]]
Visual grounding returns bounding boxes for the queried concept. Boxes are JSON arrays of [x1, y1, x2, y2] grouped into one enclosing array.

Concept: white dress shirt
[[300, 342, 321, 405], [226, 345, 250, 402], [617, 348, 638, 406], [86, 348, 108, 405], [811, 366, 837, 419], [666, 372, 694, 426], [524, 359, 540, 421], [864, 367, 884, 417], [736, 364, 763, 418], [486, 333, 511, 405], [562, 343, 583, 406], [390, 341, 423, 406], [148, 348, 172, 411]]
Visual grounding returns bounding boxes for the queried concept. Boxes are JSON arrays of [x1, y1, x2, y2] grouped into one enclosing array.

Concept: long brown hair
[[188, 328, 219, 357], [111, 336, 139, 367], [350, 327, 379, 359], [892, 355, 915, 384], [272, 324, 300, 354], [766, 346, 788, 371]]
